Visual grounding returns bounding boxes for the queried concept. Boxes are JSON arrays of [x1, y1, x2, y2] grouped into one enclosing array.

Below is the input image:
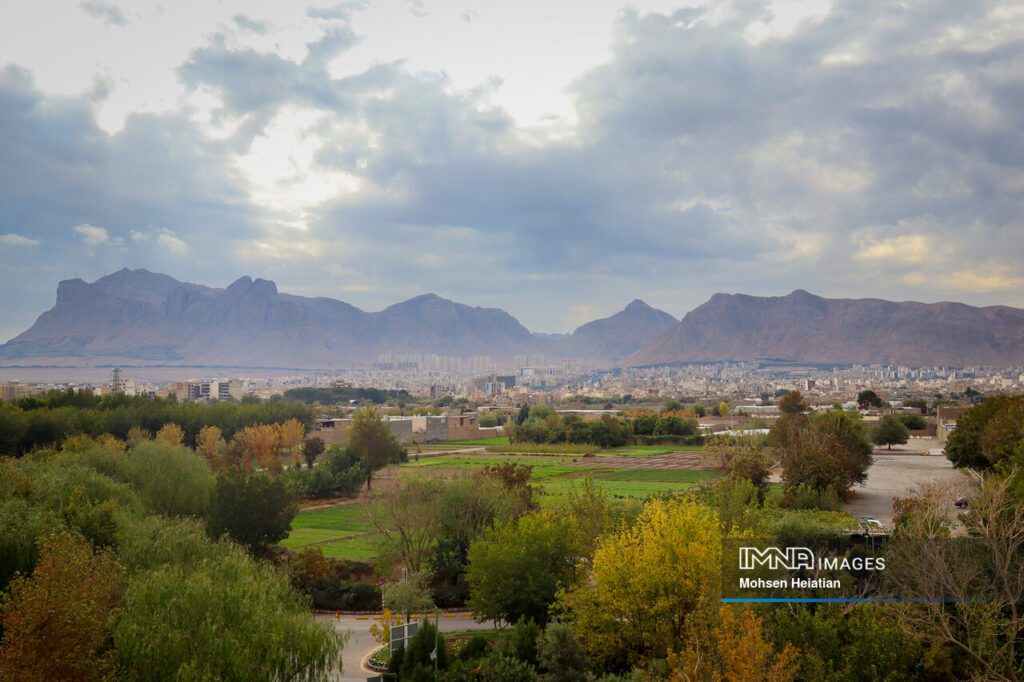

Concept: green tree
[[114, 544, 344, 680], [302, 436, 325, 469], [871, 414, 909, 450], [368, 473, 444, 573], [383, 570, 436, 622], [945, 395, 1024, 469], [857, 390, 882, 410], [347, 406, 406, 490], [126, 440, 211, 517], [398, 618, 448, 679], [0, 532, 125, 682], [206, 471, 297, 552], [537, 622, 591, 681], [897, 412, 927, 430], [431, 474, 519, 580], [467, 511, 582, 626]]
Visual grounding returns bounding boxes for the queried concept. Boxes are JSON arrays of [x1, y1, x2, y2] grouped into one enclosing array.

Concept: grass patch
[[290, 505, 373, 533], [319, 534, 379, 559], [485, 442, 601, 455], [280, 527, 357, 547], [539, 477, 710, 499], [595, 469, 719, 483], [445, 437, 509, 446], [609, 445, 703, 456]]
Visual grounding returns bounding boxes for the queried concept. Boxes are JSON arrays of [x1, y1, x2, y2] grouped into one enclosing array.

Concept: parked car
[[955, 496, 969, 509]]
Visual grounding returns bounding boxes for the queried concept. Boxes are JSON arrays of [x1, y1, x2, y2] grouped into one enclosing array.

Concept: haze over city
[[3, 0, 1024, 345]]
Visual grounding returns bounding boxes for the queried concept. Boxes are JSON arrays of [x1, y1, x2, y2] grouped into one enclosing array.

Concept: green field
[[595, 469, 719, 483], [319, 534, 379, 559], [283, 452, 719, 558], [290, 505, 374, 533]]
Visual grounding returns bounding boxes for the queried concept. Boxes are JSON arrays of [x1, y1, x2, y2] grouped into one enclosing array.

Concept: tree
[[857, 390, 882, 410], [0, 532, 125, 682], [382, 570, 436, 622], [666, 606, 799, 682], [871, 414, 909, 450], [945, 395, 1024, 469], [126, 426, 151, 447], [278, 417, 306, 465], [288, 546, 332, 592], [560, 498, 721, 668], [155, 422, 184, 446], [114, 543, 344, 680], [206, 471, 297, 552], [367, 473, 444, 573], [302, 435, 326, 469], [431, 474, 520, 580], [195, 425, 225, 468], [769, 410, 873, 502], [885, 471, 1024, 682], [537, 623, 591, 682], [347, 406, 406, 490], [467, 511, 582, 626], [897, 412, 927, 430], [126, 441, 211, 517], [662, 399, 684, 414], [702, 439, 773, 501], [778, 390, 808, 414]]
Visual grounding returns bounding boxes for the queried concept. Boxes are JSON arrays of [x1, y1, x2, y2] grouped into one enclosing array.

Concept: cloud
[[232, 14, 268, 35], [79, 1, 126, 26], [855, 234, 934, 264], [3, 1, 1024, 337], [307, 2, 368, 21], [0, 233, 39, 246], [73, 223, 123, 246], [156, 231, 189, 255]]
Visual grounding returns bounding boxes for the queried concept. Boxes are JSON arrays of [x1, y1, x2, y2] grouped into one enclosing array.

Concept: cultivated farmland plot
[[282, 446, 718, 559]]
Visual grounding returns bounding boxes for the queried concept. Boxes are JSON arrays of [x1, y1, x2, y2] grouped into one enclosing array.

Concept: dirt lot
[[842, 439, 973, 525]]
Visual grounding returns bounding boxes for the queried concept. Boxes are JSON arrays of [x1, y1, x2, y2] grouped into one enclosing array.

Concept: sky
[[2, 0, 1024, 342]]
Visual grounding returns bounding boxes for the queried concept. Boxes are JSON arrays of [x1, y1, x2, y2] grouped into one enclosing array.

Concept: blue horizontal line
[[721, 598, 993, 603]]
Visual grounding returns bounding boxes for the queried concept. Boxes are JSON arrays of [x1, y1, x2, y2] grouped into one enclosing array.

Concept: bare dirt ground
[[842, 438, 973, 525]]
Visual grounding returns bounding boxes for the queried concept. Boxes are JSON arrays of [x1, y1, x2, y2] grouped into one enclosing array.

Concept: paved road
[[842, 439, 972, 525], [319, 612, 498, 681]]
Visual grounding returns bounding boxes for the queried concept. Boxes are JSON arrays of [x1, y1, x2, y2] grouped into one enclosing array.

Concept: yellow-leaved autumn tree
[[277, 418, 306, 465], [155, 422, 185, 446], [196, 425, 225, 468], [666, 606, 799, 682], [559, 497, 721, 669]]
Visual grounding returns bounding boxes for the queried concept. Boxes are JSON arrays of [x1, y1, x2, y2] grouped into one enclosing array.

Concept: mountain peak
[[624, 299, 652, 312]]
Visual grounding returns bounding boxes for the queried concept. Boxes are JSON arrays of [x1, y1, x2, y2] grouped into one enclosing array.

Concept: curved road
[[317, 612, 499, 681]]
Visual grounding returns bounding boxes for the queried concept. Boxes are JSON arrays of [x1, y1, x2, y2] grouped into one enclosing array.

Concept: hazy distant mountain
[[557, 300, 677, 365], [6, 274, 1024, 369], [631, 289, 1024, 367], [0, 270, 550, 368]]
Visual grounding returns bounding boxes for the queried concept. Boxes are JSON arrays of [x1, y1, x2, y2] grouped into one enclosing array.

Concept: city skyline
[[3, 0, 1024, 343]]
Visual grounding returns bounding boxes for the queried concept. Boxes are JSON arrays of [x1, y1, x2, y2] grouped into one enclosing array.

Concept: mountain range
[[2, 270, 1023, 369]]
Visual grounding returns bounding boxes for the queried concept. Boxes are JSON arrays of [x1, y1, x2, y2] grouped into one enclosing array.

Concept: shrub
[[781, 483, 842, 512], [459, 634, 491, 662], [479, 654, 538, 682], [499, 617, 540, 665], [537, 622, 590, 681]]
